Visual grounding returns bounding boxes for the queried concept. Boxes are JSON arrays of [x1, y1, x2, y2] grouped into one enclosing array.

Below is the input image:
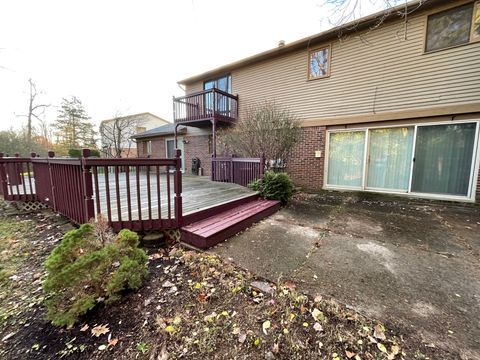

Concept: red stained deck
[[181, 198, 280, 249]]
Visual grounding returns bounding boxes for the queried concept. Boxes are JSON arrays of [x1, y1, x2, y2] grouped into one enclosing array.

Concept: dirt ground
[[212, 191, 480, 360]]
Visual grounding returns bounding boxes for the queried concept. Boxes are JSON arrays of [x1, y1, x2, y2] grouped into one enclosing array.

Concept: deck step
[[181, 198, 280, 249]]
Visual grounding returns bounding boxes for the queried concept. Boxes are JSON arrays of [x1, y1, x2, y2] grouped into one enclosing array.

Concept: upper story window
[[425, 2, 479, 52], [204, 74, 232, 93], [472, 1, 480, 40], [308, 45, 331, 80]]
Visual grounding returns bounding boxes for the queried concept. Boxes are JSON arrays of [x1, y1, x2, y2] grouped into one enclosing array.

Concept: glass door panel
[[411, 123, 477, 196], [367, 127, 414, 191], [327, 131, 366, 187]]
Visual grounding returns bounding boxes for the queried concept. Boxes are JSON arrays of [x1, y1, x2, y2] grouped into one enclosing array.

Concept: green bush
[[43, 224, 148, 327], [68, 148, 100, 158], [249, 171, 294, 204], [68, 148, 81, 158]]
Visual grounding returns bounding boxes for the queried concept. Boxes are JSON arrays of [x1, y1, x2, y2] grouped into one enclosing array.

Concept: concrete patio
[[212, 191, 480, 359]]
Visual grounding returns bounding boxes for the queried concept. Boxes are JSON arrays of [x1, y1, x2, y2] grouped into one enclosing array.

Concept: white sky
[[0, 0, 384, 131]]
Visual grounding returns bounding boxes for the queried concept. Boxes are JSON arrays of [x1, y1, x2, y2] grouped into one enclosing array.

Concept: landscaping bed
[[0, 205, 413, 359]]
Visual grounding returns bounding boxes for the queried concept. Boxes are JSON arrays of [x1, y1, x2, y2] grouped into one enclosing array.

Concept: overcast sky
[[0, 0, 384, 131]]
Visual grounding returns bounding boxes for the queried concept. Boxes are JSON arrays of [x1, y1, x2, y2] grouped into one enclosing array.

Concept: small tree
[[53, 96, 97, 149], [217, 101, 300, 167]]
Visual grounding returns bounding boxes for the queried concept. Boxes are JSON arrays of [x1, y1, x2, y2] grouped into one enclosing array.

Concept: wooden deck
[[92, 174, 254, 221]]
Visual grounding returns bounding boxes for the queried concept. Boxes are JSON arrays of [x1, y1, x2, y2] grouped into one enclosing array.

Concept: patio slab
[[211, 192, 480, 359]]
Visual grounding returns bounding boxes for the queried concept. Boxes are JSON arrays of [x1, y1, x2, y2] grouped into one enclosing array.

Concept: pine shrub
[[249, 171, 294, 204], [43, 224, 148, 327]]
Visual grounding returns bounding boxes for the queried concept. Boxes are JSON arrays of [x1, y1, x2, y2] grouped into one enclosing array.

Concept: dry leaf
[[80, 324, 89, 332], [238, 332, 247, 344], [272, 343, 279, 354], [91, 324, 110, 337], [346, 350, 356, 358], [262, 320, 271, 335], [373, 324, 386, 340], [108, 338, 118, 347]]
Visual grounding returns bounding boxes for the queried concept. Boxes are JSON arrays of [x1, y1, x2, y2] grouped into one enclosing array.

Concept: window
[[308, 46, 330, 80], [203, 75, 231, 93], [204, 75, 232, 116], [425, 2, 478, 52], [326, 122, 479, 199], [472, 1, 480, 41], [146, 141, 152, 155], [136, 126, 146, 134]]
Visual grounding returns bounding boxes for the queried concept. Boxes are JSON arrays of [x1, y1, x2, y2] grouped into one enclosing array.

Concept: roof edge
[[178, 0, 438, 85]]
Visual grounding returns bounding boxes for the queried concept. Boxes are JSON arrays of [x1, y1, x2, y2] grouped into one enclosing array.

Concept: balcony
[[173, 88, 238, 127]]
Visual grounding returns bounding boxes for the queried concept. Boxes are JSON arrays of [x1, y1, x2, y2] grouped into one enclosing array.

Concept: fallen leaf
[[98, 344, 107, 351], [346, 350, 356, 358], [232, 327, 240, 335], [162, 280, 174, 288], [80, 324, 89, 332], [238, 332, 247, 344], [165, 325, 175, 333], [272, 343, 279, 353], [108, 338, 118, 347], [373, 324, 386, 340], [91, 325, 109, 337], [377, 343, 388, 353], [262, 320, 271, 335], [313, 322, 323, 332], [311, 308, 325, 322], [197, 293, 207, 303]]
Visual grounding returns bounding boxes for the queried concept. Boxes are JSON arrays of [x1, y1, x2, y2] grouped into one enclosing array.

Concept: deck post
[[81, 148, 95, 223], [0, 153, 8, 197], [211, 119, 217, 157], [47, 150, 57, 211], [260, 153, 266, 176], [174, 148, 183, 226]]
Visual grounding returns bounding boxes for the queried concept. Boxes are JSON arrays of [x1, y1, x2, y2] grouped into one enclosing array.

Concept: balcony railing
[[173, 88, 238, 124]]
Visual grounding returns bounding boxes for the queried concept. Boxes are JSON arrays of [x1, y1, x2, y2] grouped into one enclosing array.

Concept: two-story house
[[138, 0, 480, 202]]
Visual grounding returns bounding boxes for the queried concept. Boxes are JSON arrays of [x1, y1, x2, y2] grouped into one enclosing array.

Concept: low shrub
[[68, 148, 100, 158], [43, 224, 148, 327], [249, 171, 294, 204]]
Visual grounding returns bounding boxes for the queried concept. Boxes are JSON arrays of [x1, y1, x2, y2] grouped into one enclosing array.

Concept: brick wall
[[476, 172, 480, 203], [184, 135, 211, 175], [285, 126, 326, 190], [137, 138, 166, 158]]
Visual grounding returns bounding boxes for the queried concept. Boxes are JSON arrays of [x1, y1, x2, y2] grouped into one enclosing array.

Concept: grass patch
[[0, 216, 36, 285]]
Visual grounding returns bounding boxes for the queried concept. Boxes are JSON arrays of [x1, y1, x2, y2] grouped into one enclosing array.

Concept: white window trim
[[323, 119, 480, 202]]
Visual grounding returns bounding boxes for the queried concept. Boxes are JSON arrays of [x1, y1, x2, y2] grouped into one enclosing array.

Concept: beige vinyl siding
[[185, 2, 480, 123]]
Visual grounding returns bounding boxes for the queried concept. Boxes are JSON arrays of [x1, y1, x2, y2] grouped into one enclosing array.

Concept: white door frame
[[165, 137, 185, 171]]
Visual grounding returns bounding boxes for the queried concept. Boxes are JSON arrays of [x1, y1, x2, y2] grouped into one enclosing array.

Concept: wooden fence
[[211, 155, 265, 187], [0, 149, 183, 231]]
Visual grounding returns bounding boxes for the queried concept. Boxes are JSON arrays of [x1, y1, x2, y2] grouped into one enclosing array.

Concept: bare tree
[[16, 78, 50, 150], [325, 0, 426, 40], [99, 112, 140, 158], [217, 102, 300, 167]]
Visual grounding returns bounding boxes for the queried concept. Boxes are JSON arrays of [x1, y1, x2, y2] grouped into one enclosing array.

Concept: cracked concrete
[[211, 191, 480, 359]]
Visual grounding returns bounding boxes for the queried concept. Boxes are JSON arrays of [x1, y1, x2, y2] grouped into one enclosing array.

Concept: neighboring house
[[100, 112, 169, 158], [142, 0, 480, 202], [133, 123, 213, 174]]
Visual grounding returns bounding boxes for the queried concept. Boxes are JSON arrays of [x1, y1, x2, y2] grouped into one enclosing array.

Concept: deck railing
[[211, 155, 265, 187], [0, 150, 183, 232], [173, 88, 238, 124]]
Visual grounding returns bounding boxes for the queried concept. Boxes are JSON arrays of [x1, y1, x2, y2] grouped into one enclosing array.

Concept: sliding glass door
[[326, 122, 478, 199], [327, 131, 366, 187], [411, 123, 477, 196], [367, 127, 414, 191]]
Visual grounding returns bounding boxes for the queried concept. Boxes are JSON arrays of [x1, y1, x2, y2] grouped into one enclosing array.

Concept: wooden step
[[181, 199, 280, 249]]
